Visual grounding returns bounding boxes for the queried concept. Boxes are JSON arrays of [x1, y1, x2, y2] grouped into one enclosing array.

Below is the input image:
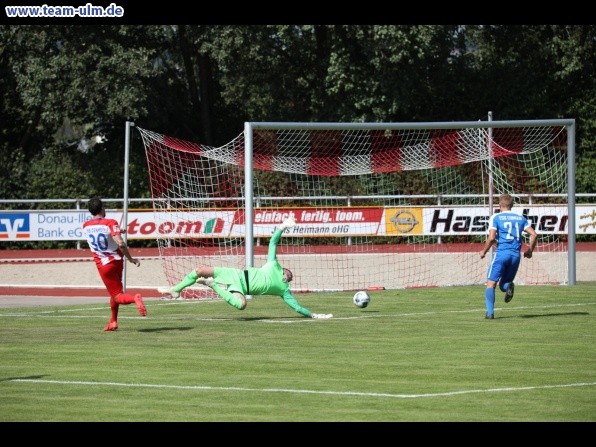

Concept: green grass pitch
[[0, 284, 594, 422]]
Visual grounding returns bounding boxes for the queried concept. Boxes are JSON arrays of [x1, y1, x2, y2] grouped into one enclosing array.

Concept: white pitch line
[[7, 378, 596, 399], [262, 301, 596, 323], [0, 301, 595, 323]]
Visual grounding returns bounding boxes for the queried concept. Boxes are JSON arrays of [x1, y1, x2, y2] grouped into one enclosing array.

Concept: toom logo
[[0, 213, 30, 239], [122, 210, 229, 239], [125, 217, 225, 237]]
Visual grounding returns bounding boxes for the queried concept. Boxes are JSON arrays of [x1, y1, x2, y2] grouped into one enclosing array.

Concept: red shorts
[[97, 259, 124, 298]]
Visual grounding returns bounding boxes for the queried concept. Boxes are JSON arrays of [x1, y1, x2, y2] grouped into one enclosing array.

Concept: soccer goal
[[136, 118, 576, 299]]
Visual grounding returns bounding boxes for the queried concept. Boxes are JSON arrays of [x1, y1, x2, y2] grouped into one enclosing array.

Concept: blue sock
[[500, 282, 509, 293], [485, 288, 495, 315]]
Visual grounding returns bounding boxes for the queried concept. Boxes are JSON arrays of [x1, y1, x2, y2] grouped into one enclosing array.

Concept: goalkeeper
[[158, 217, 333, 319]]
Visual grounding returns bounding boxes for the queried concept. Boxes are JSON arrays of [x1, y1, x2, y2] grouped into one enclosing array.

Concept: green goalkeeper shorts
[[213, 267, 247, 295]]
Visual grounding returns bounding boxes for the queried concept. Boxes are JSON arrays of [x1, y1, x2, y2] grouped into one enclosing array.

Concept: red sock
[[113, 293, 136, 305], [109, 298, 119, 323]]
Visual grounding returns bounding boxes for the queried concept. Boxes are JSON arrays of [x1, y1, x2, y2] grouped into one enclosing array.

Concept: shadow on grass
[[0, 375, 46, 382], [139, 326, 194, 333], [519, 311, 589, 318], [238, 316, 309, 321], [139, 316, 307, 328]]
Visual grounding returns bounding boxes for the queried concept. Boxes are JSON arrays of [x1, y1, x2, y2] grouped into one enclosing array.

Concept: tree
[[0, 25, 174, 201], [1, 24, 593, 210]]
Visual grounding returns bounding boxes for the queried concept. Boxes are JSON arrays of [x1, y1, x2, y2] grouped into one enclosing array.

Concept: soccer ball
[[353, 290, 371, 308]]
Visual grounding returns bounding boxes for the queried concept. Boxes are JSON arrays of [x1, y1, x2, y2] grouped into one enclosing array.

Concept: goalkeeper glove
[[311, 313, 333, 319], [279, 216, 296, 230]]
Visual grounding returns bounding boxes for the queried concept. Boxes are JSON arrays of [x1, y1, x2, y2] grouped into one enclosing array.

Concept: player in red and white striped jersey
[[82, 197, 147, 331]]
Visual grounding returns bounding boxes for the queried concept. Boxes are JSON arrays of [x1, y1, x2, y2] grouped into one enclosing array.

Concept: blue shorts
[[486, 250, 521, 284]]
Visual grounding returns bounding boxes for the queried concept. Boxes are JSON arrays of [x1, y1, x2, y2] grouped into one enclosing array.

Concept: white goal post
[[135, 118, 576, 299]]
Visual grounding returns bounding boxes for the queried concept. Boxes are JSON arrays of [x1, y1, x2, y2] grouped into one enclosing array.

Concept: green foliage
[[0, 24, 594, 208], [577, 155, 596, 194], [27, 148, 92, 202]]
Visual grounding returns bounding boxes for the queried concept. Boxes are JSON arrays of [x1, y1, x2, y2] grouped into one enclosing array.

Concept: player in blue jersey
[[479, 194, 538, 319]]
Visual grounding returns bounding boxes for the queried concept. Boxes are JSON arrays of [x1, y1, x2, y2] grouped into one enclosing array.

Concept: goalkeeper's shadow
[[139, 326, 194, 333], [237, 316, 306, 322], [137, 317, 300, 329]]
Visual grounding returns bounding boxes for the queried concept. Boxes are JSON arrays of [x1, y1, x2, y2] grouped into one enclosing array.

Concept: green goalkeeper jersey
[[245, 227, 288, 296]]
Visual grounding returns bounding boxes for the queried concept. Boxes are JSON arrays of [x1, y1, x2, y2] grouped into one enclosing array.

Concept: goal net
[[137, 119, 575, 299]]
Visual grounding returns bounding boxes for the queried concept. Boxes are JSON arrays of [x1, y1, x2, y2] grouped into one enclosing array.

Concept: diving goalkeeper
[[158, 217, 333, 319]]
